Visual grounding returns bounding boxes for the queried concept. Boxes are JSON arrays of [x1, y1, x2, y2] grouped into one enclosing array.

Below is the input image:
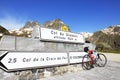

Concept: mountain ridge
[[0, 19, 120, 52], [0, 19, 71, 37], [89, 25, 120, 52]]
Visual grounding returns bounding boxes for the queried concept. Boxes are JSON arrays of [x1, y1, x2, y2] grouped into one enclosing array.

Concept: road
[[42, 53, 120, 80]]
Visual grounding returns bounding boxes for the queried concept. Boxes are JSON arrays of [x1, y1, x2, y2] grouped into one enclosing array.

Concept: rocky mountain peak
[[8, 19, 71, 37], [101, 25, 120, 35], [80, 32, 93, 38], [43, 18, 70, 31], [21, 21, 41, 30]]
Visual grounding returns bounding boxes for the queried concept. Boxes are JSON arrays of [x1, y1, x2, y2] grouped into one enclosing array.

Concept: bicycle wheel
[[96, 53, 107, 67], [82, 54, 92, 70]]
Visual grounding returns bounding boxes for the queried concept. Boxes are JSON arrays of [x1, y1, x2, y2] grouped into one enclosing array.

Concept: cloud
[[0, 15, 27, 30]]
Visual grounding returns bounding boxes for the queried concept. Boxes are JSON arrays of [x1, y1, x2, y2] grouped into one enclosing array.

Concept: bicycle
[[82, 51, 107, 70]]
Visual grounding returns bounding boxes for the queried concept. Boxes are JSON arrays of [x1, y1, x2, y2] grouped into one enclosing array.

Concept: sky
[[0, 0, 120, 33]]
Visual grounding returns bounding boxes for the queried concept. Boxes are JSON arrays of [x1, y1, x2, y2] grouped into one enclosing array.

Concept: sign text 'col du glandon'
[[40, 27, 85, 43]]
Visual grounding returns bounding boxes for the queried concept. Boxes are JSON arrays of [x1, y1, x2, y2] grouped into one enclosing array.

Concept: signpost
[[0, 27, 86, 72], [40, 27, 85, 43], [0, 52, 68, 71], [0, 51, 87, 72]]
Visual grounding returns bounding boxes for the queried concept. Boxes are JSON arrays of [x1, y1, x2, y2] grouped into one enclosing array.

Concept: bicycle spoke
[[96, 53, 107, 67], [82, 54, 92, 70]]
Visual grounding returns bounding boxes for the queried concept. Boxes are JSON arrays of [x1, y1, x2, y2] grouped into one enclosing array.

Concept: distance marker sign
[[0, 51, 87, 72], [0, 51, 68, 71]]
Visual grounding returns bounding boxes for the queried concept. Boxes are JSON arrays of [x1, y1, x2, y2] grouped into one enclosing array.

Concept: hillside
[[89, 25, 120, 53], [0, 25, 10, 39]]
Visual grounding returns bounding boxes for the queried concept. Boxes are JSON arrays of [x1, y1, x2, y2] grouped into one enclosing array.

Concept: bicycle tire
[[82, 54, 92, 70], [96, 53, 107, 67]]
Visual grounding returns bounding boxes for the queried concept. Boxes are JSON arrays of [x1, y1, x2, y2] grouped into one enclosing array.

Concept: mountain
[[1, 19, 120, 53], [43, 18, 71, 31], [9, 19, 70, 37], [89, 25, 120, 52], [9, 21, 41, 37], [101, 25, 120, 35], [21, 21, 41, 29], [80, 32, 93, 39], [0, 25, 10, 39]]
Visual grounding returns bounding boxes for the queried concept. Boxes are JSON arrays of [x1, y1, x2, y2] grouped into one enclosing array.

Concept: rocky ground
[[42, 53, 120, 80]]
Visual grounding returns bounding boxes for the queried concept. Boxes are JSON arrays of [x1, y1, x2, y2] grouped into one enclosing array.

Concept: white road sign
[[40, 27, 85, 43], [0, 51, 87, 72], [0, 51, 68, 71], [69, 52, 87, 63]]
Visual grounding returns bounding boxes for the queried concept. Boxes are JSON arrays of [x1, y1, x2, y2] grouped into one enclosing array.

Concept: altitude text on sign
[[40, 27, 85, 43]]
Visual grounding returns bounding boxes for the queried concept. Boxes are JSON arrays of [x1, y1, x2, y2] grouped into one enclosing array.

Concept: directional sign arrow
[[0, 51, 87, 72], [0, 51, 8, 71], [0, 51, 68, 72]]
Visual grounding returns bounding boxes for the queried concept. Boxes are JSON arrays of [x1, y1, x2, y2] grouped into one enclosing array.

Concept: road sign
[[69, 52, 87, 63], [40, 27, 85, 43], [0, 51, 68, 71], [0, 51, 87, 72]]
